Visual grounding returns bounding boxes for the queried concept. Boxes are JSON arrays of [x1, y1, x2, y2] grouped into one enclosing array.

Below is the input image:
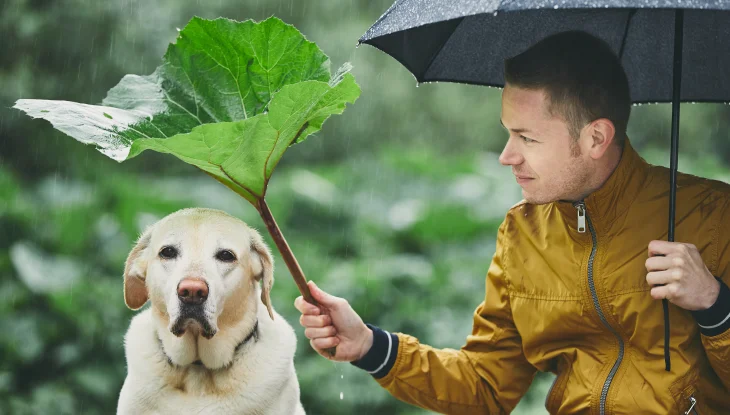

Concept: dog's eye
[[216, 250, 236, 262], [159, 246, 178, 259]]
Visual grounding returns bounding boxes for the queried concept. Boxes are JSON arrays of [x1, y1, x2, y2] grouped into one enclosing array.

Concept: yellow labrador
[[117, 208, 305, 415]]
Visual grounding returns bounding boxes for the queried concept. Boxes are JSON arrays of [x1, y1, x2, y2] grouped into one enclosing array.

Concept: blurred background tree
[[1, 1, 728, 414]]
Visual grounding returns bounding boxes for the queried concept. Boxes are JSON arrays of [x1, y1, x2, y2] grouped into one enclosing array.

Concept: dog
[[117, 208, 306, 415]]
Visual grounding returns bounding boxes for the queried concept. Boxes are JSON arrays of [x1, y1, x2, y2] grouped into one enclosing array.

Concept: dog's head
[[123, 208, 274, 339]]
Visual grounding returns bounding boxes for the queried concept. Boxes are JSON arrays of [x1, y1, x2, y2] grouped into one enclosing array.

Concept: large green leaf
[[13, 16, 334, 161], [127, 74, 359, 203]]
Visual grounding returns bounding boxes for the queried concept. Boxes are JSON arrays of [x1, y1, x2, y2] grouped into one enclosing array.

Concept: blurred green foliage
[[1, 1, 728, 414]]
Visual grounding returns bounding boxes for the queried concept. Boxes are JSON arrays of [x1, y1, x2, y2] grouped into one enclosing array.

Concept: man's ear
[[124, 230, 152, 310], [587, 118, 616, 159], [249, 229, 275, 321]]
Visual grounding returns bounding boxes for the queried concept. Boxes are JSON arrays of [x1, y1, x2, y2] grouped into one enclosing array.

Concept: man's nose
[[499, 138, 522, 166], [177, 278, 209, 305]]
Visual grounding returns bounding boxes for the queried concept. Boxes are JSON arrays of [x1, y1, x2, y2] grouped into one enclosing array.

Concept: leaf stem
[[256, 198, 336, 357], [256, 199, 314, 303]]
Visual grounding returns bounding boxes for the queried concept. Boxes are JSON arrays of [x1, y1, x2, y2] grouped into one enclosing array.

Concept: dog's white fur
[[117, 208, 305, 415]]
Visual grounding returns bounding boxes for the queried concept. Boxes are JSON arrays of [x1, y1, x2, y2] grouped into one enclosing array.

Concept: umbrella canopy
[[359, 1, 730, 103], [359, 0, 730, 378]]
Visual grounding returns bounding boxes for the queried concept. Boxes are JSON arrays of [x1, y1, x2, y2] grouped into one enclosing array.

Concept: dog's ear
[[249, 229, 275, 321], [124, 230, 152, 310]]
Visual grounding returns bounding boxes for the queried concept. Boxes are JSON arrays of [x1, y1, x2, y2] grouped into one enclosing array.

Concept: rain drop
[[493, 11, 498, 16], [340, 392, 344, 400]]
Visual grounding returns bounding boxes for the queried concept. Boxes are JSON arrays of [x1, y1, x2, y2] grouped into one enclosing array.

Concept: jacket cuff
[[350, 323, 399, 379], [692, 278, 730, 337]]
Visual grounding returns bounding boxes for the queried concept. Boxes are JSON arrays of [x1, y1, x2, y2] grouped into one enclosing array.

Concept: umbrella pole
[[665, 8, 684, 372]]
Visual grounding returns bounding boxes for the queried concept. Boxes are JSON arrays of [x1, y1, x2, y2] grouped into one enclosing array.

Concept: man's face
[[499, 85, 591, 204]]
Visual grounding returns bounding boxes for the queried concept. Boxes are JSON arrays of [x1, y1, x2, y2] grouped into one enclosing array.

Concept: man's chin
[[522, 192, 553, 205], [521, 190, 539, 204], [170, 316, 217, 339]]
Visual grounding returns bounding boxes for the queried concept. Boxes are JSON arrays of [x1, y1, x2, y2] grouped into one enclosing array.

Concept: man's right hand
[[294, 281, 373, 362]]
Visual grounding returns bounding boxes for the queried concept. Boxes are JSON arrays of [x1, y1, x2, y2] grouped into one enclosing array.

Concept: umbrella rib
[[421, 17, 466, 82], [618, 9, 637, 60]]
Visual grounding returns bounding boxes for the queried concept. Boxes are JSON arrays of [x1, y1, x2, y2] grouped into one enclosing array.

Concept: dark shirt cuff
[[350, 323, 399, 379], [692, 277, 730, 337]]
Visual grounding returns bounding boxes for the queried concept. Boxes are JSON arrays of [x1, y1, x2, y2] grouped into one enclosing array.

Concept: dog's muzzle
[[171, 307, 217, 339], [177, 278, 208, 305], [171, 278, 217, 338]]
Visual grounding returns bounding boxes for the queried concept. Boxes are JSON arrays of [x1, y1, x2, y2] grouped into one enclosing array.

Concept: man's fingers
[[650, 284, 676, 300], [646, 270, 675, 286], [304, 326, 337, 340], [648, 240, 696, 258], [311, 337, 339, 351], [294, 296, 321, 315], [648, 240, 675, 257], [309, 281, 346, 310], [300, 314, 331, 328], [645, 255, 674, 272]]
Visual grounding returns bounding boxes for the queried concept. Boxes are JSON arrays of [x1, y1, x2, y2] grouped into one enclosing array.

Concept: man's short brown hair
[[504, 31, 631, 148]]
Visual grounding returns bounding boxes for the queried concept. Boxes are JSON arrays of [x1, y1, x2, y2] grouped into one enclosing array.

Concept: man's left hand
[[645, 240, 720, 311]]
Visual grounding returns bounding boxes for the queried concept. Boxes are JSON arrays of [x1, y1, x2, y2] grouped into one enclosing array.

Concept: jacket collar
[[554, 138, 651, 232]]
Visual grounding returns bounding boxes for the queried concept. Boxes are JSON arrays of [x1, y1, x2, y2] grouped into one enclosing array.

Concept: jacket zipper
[[576, 203, 586, 233], [574, 201, 625, 415], [685, 395, 698, 415]]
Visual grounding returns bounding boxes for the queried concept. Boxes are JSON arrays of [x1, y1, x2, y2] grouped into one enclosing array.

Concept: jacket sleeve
[[692, 199, 730, 391], [350, 219, 538, 414]]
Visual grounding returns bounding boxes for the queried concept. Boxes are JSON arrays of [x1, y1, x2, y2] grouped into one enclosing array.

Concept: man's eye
[[159, 246, 178, 259], [215, 250, 236, 262], [521, 135, 536, 143]]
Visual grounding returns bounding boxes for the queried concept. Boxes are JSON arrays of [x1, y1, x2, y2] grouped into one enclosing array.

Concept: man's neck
[[570, 144, 624, 203]]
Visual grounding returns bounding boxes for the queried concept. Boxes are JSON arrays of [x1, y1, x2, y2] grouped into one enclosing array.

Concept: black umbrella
[[359, 0, 730, 375]]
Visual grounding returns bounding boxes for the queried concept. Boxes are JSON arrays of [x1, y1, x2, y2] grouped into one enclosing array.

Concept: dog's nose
[[177, 279, 209, 305]]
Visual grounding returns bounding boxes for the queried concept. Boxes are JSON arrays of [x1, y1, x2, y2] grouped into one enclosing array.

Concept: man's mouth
[[515, 176, 534, 185], [171, 306, 217, 339]]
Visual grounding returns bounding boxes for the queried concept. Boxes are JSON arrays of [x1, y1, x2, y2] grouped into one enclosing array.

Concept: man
[[294, 31, 730, 414]]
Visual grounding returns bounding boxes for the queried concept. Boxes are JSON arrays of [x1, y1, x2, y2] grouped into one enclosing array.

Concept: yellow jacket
[[353, 140, 730, 414]]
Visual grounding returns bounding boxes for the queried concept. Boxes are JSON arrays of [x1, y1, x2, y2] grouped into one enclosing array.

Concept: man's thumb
[[309, 281, 339, 307]]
